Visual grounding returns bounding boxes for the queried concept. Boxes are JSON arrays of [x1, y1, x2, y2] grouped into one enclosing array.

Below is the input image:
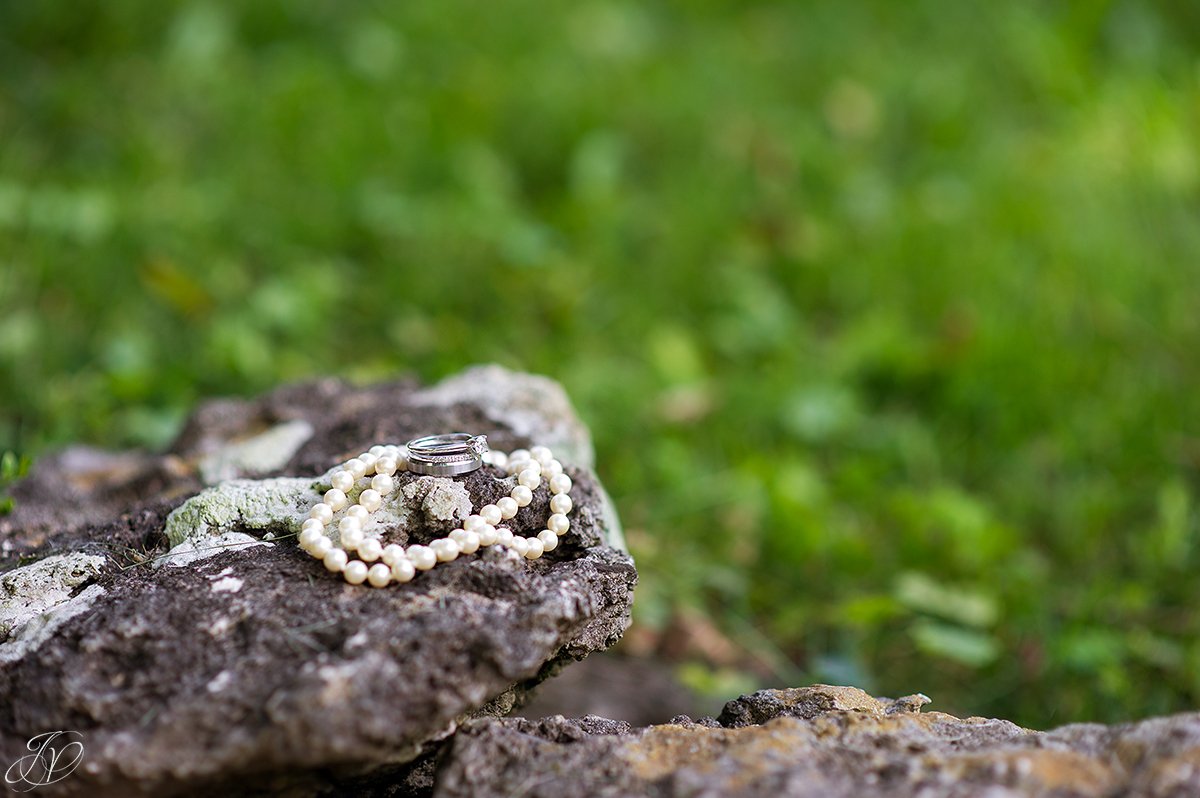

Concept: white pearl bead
[[395, 453, 409, 472], [358, 537, 383, 562], [507, 459, 529, 477], [347, 504, 369, 522], [331, 470, 354, 492], [309, 503, 333, 524], [301, 518, 326, 536], [375, 456, 397, 477], [432, 538, 461, 562], [382, 544, 406, 566], [323, 547, 349, 572], [511, 485, 533, 507], [522, 459, 543, 477], [344, 560, 368, 585], [457, 530, 481, 554], [370, 474, 394, 495], [367, 563, 391, 587], [391, 558, 416, 583], [497, 497, 519, 519], [518, 469, 541, 489], [494, 526, 513, 546], [345, 458, 367, 479], [550, 474, 572, 495], [478, 525, 499, 546], [530, 445, 553, 466], [408, 545, 437, 570], [359, 453, 378, 472], [524, 537, 544, 559], [490, 451, 508, 469], [550, 494, 573, 515], [341, 527, 364, 550], [509, 449, 530, 466], [464, 514, 485, 531], [299, 527, 324, 547], [544, 459, 563, 478], [509, 536, 529, 557], [323, 488, 348, 511], [359, 489, 382, 512], [309, 537, 333, 558], [479, 504, 502, 525], [369, 445, 387, 457], [340, 518, 363, 545], [538, 529, 559, 551], [548, 514, 570, 535]]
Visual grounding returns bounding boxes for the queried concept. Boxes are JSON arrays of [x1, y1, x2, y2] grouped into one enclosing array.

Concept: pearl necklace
[[296, 443, 573, 587]]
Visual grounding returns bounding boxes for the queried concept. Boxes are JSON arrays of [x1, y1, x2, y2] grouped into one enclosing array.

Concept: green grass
[[2, 1, 1199, 728]]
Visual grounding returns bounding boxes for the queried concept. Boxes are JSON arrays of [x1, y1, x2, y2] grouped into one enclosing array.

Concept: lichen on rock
[[0, 553, 108, 663], [162, 476, 318, 548], [400, 475, 475, 528], [0, 552, 106, 638]]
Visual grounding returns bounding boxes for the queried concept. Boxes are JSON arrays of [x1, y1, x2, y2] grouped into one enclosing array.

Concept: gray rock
[[0, 367, 635, 797], [436, 685, 1200, 798], [197, 419, 315, 486]]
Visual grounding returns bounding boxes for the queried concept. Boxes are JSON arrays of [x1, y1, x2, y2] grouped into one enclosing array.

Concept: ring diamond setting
[[406, 433, 489, 476]]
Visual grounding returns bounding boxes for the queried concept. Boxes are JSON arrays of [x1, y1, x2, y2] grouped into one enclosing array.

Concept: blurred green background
[[2, 1, 1199, 729]]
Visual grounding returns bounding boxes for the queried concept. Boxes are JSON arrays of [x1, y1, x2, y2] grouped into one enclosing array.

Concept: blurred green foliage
[[2, 1, 1199, 728]]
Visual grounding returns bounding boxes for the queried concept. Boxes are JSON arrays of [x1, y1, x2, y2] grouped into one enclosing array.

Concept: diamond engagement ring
[[405, 433, 489, 476]]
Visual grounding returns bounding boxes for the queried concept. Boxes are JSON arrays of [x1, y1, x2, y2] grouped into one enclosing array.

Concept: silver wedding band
[[406, 433, 488, 476]]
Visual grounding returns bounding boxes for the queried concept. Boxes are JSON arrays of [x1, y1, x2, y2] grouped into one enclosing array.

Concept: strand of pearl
[[296, 444, 573, 588]]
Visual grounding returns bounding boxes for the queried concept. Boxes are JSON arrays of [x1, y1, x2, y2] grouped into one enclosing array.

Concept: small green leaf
[[911, 620, 1000, 668], [894, 572, 999, 628]]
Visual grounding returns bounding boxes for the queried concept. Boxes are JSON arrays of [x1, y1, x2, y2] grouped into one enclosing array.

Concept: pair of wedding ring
[[406, 433, 489, 476]]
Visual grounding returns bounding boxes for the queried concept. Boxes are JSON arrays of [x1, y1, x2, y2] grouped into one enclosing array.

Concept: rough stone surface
[[436, 685, 1200, 798], [0, 367, 635, 797]]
